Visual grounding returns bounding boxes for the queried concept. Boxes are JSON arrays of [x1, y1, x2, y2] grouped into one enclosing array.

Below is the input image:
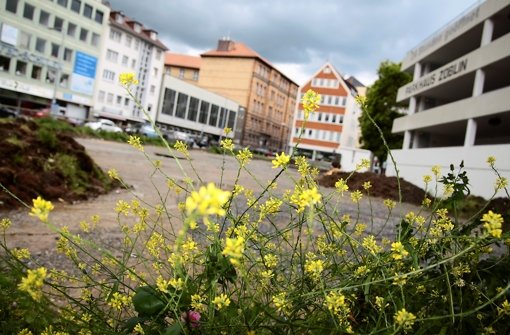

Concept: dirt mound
[[317, 171, 428, 206], [0, 119, 117, 209]]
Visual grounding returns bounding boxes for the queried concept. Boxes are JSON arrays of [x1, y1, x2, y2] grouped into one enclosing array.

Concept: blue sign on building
[[70, 51, 97, 96]]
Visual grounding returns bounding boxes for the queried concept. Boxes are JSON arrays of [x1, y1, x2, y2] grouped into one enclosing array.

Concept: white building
[[156, 75, 240, 140], [288, 63, 371, 172], [0, 0, 110, 122], [388, 0, 510, 198], [92, 10, 167, 125]]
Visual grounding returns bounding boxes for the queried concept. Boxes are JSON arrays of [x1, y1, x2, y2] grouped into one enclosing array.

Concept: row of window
[[108, 29, 163, 61], [296, 110, 344, 124], [312, 78, 339, 88], [97, 90, 131, 107], [5, 0, 104, 24], [0, 55, 70, 87], [101, 69, 157, 94], [295, 127, 342, 142], [161, 88, 236, 129], [298, 93, 347, 107]]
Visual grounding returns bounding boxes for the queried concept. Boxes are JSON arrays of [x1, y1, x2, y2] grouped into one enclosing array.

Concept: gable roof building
[[164, 52, 201, 84]]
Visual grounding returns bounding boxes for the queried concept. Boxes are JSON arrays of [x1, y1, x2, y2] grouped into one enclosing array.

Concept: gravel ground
[[1, 138, 424, 267]]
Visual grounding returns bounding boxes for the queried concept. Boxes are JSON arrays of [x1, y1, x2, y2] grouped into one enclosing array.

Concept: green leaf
[[164, 322, 184, 335], [132, 286, 165, 316]]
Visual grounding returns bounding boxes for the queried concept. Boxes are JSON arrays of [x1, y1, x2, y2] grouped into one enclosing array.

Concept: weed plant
[[0, 74, 509, 334]]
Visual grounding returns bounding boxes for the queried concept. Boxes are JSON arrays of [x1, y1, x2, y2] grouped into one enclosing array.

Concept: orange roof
[[165, 52, 201, 69]]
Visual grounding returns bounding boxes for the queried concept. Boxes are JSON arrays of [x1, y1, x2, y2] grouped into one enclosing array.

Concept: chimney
[[217, 38, 234, 51]]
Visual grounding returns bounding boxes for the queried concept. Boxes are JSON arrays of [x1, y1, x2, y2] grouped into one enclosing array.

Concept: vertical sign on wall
[[70, 51, 97, 95]]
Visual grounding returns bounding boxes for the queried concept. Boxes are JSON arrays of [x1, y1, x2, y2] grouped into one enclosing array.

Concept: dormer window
[[134, 23, 141, 33], [115, 13, 123, 24]]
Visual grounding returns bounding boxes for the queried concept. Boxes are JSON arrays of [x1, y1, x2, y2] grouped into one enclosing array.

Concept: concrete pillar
[[413, 62, 422, 79], [481, 19, 494, 46], [417, 96, 426, 113], [412, 131, 420, 149], [464, 118, 477, 147], [312, 150, 317, 161], [472, 69, 485, 97], [409, 97, 417, 115], [403, 131, 412, 149]]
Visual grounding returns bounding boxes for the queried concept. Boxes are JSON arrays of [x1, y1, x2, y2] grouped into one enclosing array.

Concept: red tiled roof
[[165, 52, 201, 69], [109, 11, 168, 51]]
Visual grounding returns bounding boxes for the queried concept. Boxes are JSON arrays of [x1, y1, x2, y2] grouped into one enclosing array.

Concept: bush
[[1, 88, 509, 335]]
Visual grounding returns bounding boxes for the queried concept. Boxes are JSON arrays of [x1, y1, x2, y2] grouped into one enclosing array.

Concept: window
[[106, 93, 113, 104], [125, 36, 132, 47], [109, 30, 121, 42], [121, 55, 128, 66], [187, 97, 199, 121], [60, 73, 69, 87], [156, 50, 162, 60], [153, 67, 158, 77], [64, 48, 72, 62], [95, 10, 104, 24], [134, 39, 139, 50], [35, 38, 46, 53], [71, 0, 81, 13], [106, 49, 118, 63], [175, 93, 188, 118], [209, 104, 219, 126], [39, 10, 50, 26], [116, 95, 122, 105], [124, 97, 129, 106], [57, 0, 68, 7], [6, 0, 18, 13], [331, 115, 336, 123], [31, 65, 42, 79], [131, 59, 136, 68], [79, 28, 88, 42], [162, 88, 176, 115], [149, 85, 155, 95], [54, 17, 64, 31], [67, 23, 77, 37], [83, 4, 93, 18], [51, 43, 59, 58], [103, 70, 115, 81], [91, 33, 100, 46], [98, 90, 105, 102], [19, 31, 31, 49], [227, 110, 236, 129], [178, 68, 184, 79], [23, 3, 35, 20], [46, 69, 57, 84], [334, 96, 340, 106], [193, 70, 199, 81], [15, 60, 27, 76], [218, 108, 226, 128], [199, 101, 209, 124]]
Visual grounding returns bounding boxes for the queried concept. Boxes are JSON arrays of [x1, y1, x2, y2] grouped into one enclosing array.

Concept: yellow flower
[[272, 292, 291, 314], [222, 236, 245, 265], [335, 178, 349, 195], [423, 175, 432, 184], [391, 241, 409, 260], [107, 168, 119, 180], [12, 248, 31, 260], [18, 267, 47, 301], [185, 183, 230, 217], [191, 294, 206, 312], [133, 323, 145, 335], [29, 196, 54, 222], [356, 158, 370, 171], [223, 127, 232, 135], [220, 138, 234, 151], [487, 156, 496, 167], [212, 293, 231, 310], [431, 165, 441, 177], [305, 258, 325, 281], [1, 218, 12, 230], [350, 190, 363, 203], [272, 152, 290, 169], [236, 148, 253, 167], [481, 210, 503, 239], [174, 140, 189, 156], [119, 72, 139, 86], [18, 329, 33, 335], [363, 181, 372, 190], [128, 135, 144, 151], [362, 235, 382, 254], [394, 308, 416, 330], [325, 291, 349, 316], [495, 177, 508, 190], [263, 254, 278, 268], [302, 89, 321, 118], [108, 292, 131, 310], [300, 187, 321, 207], [384, 198, 396, 210]]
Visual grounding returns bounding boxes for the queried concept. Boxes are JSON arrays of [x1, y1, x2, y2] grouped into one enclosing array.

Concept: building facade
[[0, 0, 109, 122], [289, 63, 370, 171], [156, 75, 239, 140], [389, 0, 510, 198], [164, 52, 201, 84], [92, 10, 167, 124], [198, 39, 299, 152]]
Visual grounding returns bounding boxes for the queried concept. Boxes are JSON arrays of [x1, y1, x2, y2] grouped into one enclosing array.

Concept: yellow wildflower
[[107, 168, 119, 180], [325, 291, 349, 316], [18, 267, 47, 301], [335, 178, 349, 195], [356, 158, 370, 171], [212, 293, 231, 310], [363, 181, 372, 190], [174, 140, 188, 156], [12, 248, 31, 260], [29, 196, 54, 222], [305, 258, 325, 281], [362, 235, 382, 254], [1, 218, 12, 230], [222, 236, 245, 265], [263, 254, 278, 268], [487, 156, 496, 167], [391, 241, 409, 260], [272, 292, 291, 314], [108, 292, 131, 310], [431, 165, 441, 177], [423, 175, 432, 184], [133, 323, 145, 335], [220, 138, 234, 151], [119, 72, 139, 86], [302, 89, 321, 118], [272, 152, 290, 169], [185, 183, 230, 218], [18, 329, 33, 335], [191, 294, 206, 312], [236, 148, 253, 167], [495, 177, 508, 190], [481, 210, 503, 239], [128, 135, 144, 151], [350, 190, 363, 203], [394, 308, 416, 330], [384, 198, 396, 210]]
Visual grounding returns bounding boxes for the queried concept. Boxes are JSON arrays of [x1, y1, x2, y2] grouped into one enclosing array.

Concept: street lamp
[[48, 26, 65, 115]]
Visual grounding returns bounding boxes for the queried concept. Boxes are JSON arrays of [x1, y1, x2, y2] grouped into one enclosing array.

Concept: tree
[[358, 61, 412, 163]]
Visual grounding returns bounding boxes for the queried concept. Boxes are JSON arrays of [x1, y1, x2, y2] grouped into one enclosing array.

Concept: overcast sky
[[106, 0, 479, 86]]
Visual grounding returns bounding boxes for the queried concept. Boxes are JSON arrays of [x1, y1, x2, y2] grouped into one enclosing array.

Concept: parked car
[[19, 107, 50, 118], [137, 124, 159, 139], [84, 119, 123, 133], [164, 130, 195, 147], [0, 106, 18, 118]]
